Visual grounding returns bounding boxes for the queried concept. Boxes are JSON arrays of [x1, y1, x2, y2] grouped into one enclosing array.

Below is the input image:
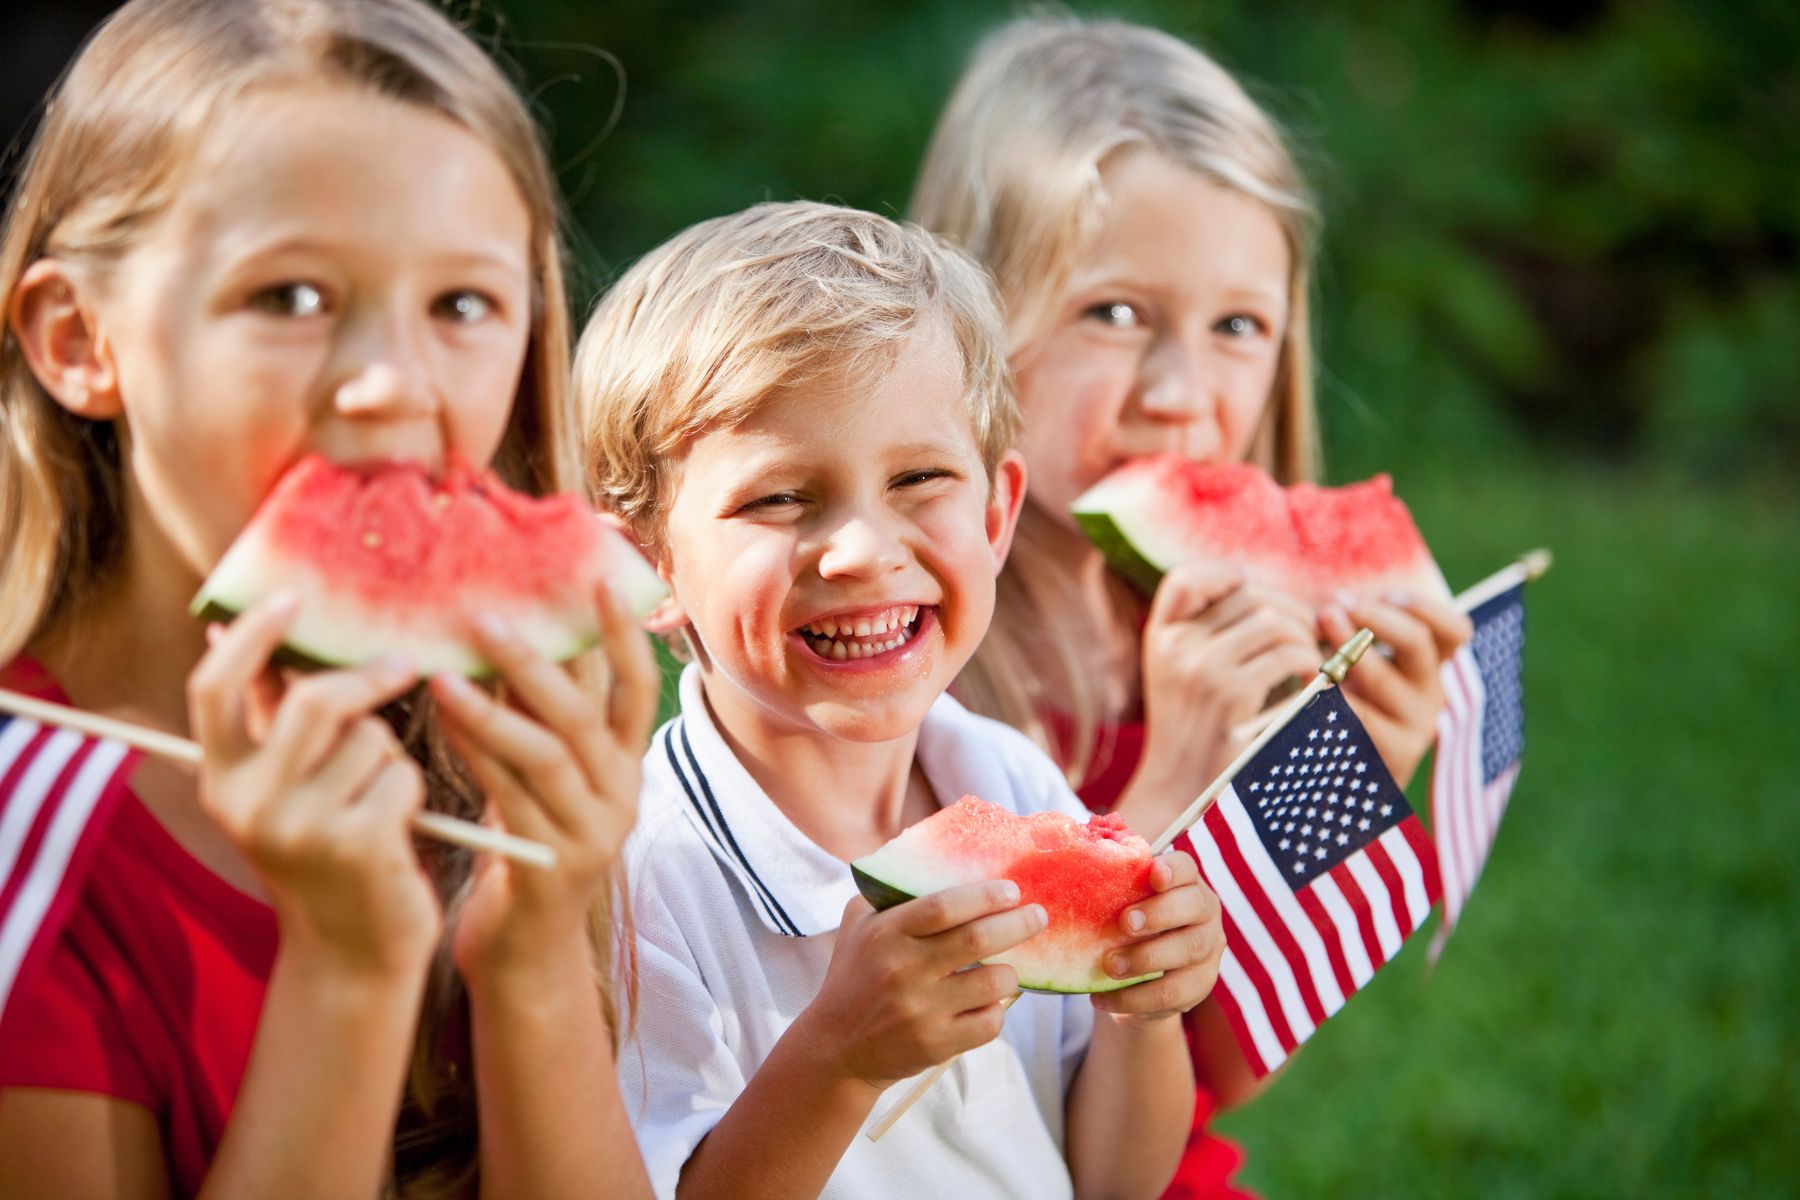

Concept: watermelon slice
[[851, 796, 1159, 994], [191, 455, 667, 677], [1072, 456, 1450, 608]]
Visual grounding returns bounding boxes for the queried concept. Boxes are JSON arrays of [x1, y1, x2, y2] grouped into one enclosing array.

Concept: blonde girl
[[913, 15, 1471, 1198], [0, 1, 655, 1196]]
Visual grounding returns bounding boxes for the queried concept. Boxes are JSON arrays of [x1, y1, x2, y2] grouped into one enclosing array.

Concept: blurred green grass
[[1215, 459, 1800, 1197]]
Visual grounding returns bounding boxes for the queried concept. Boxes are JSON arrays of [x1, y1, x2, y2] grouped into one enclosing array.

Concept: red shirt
[[0, 660, 276, 1199], [1049, 712, 1255, 1200]]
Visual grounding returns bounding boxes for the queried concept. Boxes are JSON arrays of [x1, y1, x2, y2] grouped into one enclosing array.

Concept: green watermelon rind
[[848, 863, 1158, 996], [1072, 508, 1168, 599]]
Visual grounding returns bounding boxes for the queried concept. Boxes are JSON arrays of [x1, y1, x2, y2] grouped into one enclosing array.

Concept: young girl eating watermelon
[[575, 200, 1224, 1199], [909, 15, 1474, 1196], [0, 1, 656, 1195]]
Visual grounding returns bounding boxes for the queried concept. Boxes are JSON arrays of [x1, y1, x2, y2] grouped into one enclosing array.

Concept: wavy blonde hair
[[0, 2, 612, 1194], [910, 15, 1321, 783], [576, 201, 1016, 554]]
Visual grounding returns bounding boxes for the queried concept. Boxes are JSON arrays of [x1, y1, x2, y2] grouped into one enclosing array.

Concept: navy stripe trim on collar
[[662, 721, 802, 937]]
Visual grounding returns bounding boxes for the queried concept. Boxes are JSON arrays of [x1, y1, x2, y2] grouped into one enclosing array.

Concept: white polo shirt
[[618, 665, 1094, 1199]]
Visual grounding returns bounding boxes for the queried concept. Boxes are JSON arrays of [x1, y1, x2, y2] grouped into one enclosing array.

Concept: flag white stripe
[[0, 727, 79, 904], [0, 731, 112, 1015], [1455, 654, 1489, 910], [1345, 850, 1402, 959], [1381, 824, 1433, 929], [1442, 654, 1478, 918], [1217, 949, 1284, 1076], [1218, 787, 1346, 1015], [1309, 871, 1375, 988], [1195, 794, 1317, 1045]]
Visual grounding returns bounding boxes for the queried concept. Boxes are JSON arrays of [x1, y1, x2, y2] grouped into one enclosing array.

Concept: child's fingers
[[187, 592, 300, 763], [595, 581, 660, 751], [921, 901, 1048, 970], [299, 717, 402, 811], [1105, 912, 1225, 982], [431, 672, 590, 835], [1341, 597, 1438, 684], [465, 615, 627, 791], [1091, 962, 1217, 1018], [1213, 606, 1318, 673], [1148, 562, 1244, 627], [439, 716, 555, 845], [261, 657, 420, 783], [940, 961, 1019, 1014], [892, 879, 1023, 938], [1391, 593, 1473, 660]]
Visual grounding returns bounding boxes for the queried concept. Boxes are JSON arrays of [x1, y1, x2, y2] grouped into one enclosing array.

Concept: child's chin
[[802, 694, 937, 744]]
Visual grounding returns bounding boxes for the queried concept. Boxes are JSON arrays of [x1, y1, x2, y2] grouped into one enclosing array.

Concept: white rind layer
[[195, 536, 598, 677]]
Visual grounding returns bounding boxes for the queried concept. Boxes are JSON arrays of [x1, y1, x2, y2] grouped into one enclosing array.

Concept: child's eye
[[249, 282, 327, 317], [739, 491, 803, 512], [894, 469, 954, 489], [1215, 313, 1269, 339], [433, 290, 495, 323], [1082, 301, 1145, 330]]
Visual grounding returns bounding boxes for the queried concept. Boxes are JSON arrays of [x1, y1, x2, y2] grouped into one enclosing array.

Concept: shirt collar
[[664, 665, 996, 938]]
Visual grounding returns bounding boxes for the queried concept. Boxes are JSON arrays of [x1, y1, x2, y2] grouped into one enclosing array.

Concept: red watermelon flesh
[[191, 454, 667, 677], [1071, 455, 1449, 608], [851, 796, 1158, 994]]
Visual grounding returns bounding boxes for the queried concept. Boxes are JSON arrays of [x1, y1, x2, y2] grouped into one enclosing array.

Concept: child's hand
[[1132, 563, 1320, 819], [188, 592, 439, 978], [1319, 592, 1472, 787], [1091, 851, 1223, 1026], [798, 881, 1047, 1091], [432, 582, 659, 983]]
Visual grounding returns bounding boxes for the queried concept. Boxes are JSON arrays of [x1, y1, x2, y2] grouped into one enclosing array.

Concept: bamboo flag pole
[[868, 629, 1377, 1142], [1228, 548, 1555, 746], [0, 687, 557, 870]]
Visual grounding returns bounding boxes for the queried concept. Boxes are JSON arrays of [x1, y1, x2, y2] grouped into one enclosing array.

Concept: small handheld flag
[[1189, 687, 1440, 1078], [1432, 582, 1527, 940], [0, 713, 140, 1025]]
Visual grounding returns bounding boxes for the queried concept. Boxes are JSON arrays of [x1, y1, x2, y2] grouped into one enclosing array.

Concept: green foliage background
[[457, 1, 1796, 1194]]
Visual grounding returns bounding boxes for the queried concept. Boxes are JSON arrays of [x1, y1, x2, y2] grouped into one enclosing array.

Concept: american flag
[[1189, 687, 1441, 1078], [1431, 583, 1526, 938], [0, 714, 138, 1023]]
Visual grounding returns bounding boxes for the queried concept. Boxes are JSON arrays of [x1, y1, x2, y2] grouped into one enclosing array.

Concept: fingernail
[[476, 613, 513, 643], [1332, 588, 1357, 611], [376, 654, 415, 682], [267, 590, 299, 615], [1109, 953, 1131, 977], [436, 673, 475, 701], [1384, 590, 1414, 608], [1125, 909, 1146, 933], [998, 881, 1021, 905], [1029, 904, 1049, 929]]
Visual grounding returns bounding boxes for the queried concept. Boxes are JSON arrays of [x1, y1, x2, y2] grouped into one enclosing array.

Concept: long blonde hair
[[910, 15, 1321, 783], [0, 2, 604, 1194]]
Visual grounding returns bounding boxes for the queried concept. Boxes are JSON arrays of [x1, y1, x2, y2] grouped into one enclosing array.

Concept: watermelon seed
[[361, 530, 383, 549]]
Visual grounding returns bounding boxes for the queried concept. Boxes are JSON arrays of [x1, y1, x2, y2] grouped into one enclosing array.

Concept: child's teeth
[[829, 640, 847, 660]]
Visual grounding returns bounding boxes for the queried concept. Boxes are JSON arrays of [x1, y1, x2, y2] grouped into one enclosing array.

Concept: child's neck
[[31, 513, 207, 737], [698, 682, 939, 863], [1043, 516, 1144, 721]]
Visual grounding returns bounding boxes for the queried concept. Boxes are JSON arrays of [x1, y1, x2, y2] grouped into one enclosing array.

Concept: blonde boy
[[577, 202, 1224, 1199]]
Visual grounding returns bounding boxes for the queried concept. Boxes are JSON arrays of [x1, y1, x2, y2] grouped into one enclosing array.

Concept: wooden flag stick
[[1151, 628, 1374, 856], [0, 686, 557, 870], [1228, 548, 1554, 747], [868, 630, 1375, 1142]]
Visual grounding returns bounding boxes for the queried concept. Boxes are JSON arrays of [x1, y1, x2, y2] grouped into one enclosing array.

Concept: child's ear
[[641, 544, 692, 636], [985, 449, 1028, 569], [8, 259, 123, 419]]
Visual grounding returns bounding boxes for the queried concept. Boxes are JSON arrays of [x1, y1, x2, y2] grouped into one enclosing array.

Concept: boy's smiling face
[[656, 316, 1024, 745]]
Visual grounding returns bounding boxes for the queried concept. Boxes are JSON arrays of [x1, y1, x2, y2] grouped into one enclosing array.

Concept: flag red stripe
[[1293, 876, 1357, 999], [1216, 904, 1298, 1061], [1399, 811, 1442, 907], [1207, 799, 1328, 1028], [1364, 837, 1412, 941], [1330, 855, 1385, 968]]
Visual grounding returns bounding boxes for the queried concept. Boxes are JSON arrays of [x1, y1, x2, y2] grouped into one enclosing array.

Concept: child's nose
[[331, 314, 439, 421], [1135, 337, 1214, 422], [817, 512, 907, 579]]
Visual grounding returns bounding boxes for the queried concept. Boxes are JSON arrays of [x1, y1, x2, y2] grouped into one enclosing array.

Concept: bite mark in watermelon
[[1072, 456, 1450, 608], [851, 796, 1159, 994], [191, 455, 667, 677]]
